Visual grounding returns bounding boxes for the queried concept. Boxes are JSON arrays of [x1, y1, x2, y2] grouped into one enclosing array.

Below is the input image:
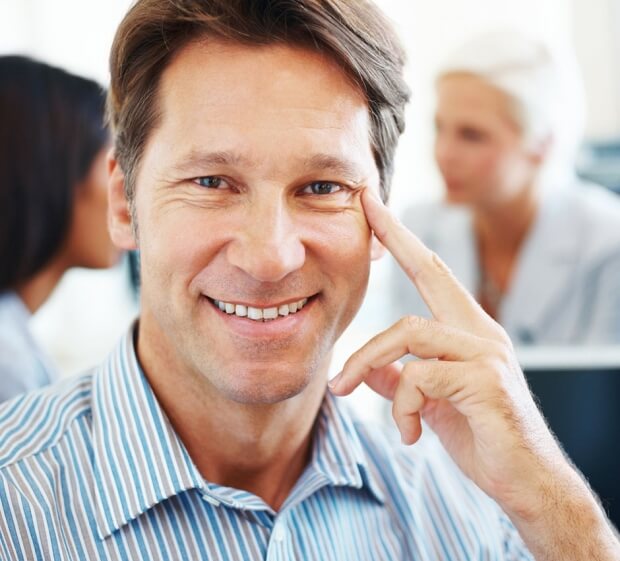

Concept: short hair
[[107, 0, 410, 204], [0, 56, 108, 291], [437, 30, 586, 170]]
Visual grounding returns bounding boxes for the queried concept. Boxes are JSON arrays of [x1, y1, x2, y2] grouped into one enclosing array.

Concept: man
[[0, 1, 618, 559]]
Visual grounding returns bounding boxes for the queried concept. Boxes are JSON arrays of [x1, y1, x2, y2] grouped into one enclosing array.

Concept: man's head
[[107, 0, 409, 209], [106, 0, 409, 405]]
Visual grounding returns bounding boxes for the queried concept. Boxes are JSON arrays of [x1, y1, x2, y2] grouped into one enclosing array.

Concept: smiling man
[[0, 1, 618, 560]]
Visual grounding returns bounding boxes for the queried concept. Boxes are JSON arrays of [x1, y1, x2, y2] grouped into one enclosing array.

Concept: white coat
[[389, 183, 620, 345]]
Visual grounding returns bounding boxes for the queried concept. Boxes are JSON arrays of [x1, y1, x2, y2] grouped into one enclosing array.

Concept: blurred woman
[[392, 31, 620, 345], [0, 56, 119, 401]]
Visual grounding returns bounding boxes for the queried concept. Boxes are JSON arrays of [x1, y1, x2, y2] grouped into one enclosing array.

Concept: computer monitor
[[519, 346, 620, 530]]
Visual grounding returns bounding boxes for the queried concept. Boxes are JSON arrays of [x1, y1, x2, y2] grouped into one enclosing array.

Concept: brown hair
[[0, 56, 108, 291], [107, 0, 410, 203]]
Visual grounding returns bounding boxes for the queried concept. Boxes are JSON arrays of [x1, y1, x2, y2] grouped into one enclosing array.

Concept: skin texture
[[108, 40, 383, 509], [434, 73, 542, 317]]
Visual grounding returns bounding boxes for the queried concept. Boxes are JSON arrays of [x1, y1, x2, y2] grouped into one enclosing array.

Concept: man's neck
[[137, 327, 327, 511]]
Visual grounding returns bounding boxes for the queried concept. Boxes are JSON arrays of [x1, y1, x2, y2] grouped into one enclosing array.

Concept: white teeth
[[213, 297, 311, 321], [263, 307, 278, 320], [247, 307, 263, 320]]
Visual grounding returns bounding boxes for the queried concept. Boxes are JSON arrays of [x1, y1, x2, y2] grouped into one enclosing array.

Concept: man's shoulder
[[0, 370, 95, 470]]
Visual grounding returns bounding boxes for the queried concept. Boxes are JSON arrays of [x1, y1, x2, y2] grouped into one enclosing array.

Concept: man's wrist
[[505, 463, 620, 561]]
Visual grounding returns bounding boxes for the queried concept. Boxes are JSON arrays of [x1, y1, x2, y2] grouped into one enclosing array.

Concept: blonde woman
[[393, 31, 620, 345]]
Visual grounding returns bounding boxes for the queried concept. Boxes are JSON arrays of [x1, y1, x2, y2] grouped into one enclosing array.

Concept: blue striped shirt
[[0, 327, 533, 560]]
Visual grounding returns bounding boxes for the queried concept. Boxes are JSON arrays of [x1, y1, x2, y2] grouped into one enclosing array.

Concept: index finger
[[362, 188, 500, 339]]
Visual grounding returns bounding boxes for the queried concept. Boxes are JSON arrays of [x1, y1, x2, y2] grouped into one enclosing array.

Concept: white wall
[[571, 0, 620, 139], [0, 0, 130, 84]]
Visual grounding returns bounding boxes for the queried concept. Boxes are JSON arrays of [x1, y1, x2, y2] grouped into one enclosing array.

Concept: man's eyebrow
[[170, 150, 252, 175], [170, 150, 366, 181], [302, 153, 366, 182]]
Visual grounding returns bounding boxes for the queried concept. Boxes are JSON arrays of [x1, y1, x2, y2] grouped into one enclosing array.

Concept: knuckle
[[400, 314, 428, 334], [391, 397, 406, 419], [485, 340, 514, 368], [478, 355, 506, 386], [431, 369, 453, 396]]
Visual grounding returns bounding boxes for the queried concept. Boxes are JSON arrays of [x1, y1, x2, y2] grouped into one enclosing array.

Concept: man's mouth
[[208, 296, 313, 322]]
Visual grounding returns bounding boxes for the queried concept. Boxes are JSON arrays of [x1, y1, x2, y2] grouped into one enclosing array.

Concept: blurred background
[[1, 0, 620, 527]]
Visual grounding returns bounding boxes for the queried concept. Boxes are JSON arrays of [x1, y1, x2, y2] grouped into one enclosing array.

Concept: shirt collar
[[91, 325, 384, 539], [91, 326, 204, 539], [309, 393, 385, 505]]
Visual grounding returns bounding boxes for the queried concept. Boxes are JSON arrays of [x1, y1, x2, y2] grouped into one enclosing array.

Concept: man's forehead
[[142, 39, 379, 183], [157, 39, 369, 123]]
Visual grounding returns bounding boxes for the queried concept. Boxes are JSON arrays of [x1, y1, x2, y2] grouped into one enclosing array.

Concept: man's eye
[[302, 182, 343, 195], [193, 176, 227, 189]]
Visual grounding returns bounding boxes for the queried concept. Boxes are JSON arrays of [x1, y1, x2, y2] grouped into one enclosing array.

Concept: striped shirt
[[0, 327, 533, 560]]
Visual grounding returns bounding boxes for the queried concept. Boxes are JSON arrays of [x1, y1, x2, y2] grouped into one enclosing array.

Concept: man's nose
[[226, 198, 306, 283]]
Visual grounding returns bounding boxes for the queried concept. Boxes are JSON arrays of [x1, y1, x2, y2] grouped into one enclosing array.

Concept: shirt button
[[272, 522, 287, 543]]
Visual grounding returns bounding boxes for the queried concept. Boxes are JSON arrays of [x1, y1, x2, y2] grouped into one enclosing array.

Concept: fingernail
[[328, 371, 343, 391]]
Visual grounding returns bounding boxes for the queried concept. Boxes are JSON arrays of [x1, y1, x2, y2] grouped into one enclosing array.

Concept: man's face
[[110, 40, 382, 404]]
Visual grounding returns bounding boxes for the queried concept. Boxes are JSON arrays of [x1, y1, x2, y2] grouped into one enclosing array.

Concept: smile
[[210, 296, 311, 321]]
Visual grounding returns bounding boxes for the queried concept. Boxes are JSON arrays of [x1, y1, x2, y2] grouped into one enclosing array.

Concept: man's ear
[[107, 149, 138, 251], [370, 234, 386, 261]]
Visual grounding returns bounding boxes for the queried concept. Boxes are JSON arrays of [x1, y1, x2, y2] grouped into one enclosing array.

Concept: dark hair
[[107, 0, 410, 205], [0, 56, 108, 291]]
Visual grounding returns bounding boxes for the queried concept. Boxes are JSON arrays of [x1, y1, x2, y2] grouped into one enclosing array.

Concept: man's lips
[[205, 294, 318, 322]]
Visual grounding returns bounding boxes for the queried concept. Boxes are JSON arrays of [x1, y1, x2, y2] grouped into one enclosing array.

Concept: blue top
[[0, 326, 533, 560], [0, 291, 58, 402]]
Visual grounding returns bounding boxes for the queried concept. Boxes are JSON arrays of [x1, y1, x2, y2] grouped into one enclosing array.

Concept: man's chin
[[219, 376, 317, 405], [206, 358, 326, 405]]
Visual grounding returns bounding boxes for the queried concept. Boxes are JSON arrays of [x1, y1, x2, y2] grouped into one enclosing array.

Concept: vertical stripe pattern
[[0, 327, 534, 560]]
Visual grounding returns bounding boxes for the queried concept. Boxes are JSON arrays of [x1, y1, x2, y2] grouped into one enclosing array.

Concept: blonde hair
[[438, 30, 586, 178]]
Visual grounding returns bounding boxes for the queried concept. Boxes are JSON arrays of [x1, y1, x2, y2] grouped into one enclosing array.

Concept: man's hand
[[329, 188, 620, 561]]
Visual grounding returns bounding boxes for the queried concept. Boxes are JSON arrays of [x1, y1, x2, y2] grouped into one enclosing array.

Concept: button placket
[[272, 521, 287, 543]]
